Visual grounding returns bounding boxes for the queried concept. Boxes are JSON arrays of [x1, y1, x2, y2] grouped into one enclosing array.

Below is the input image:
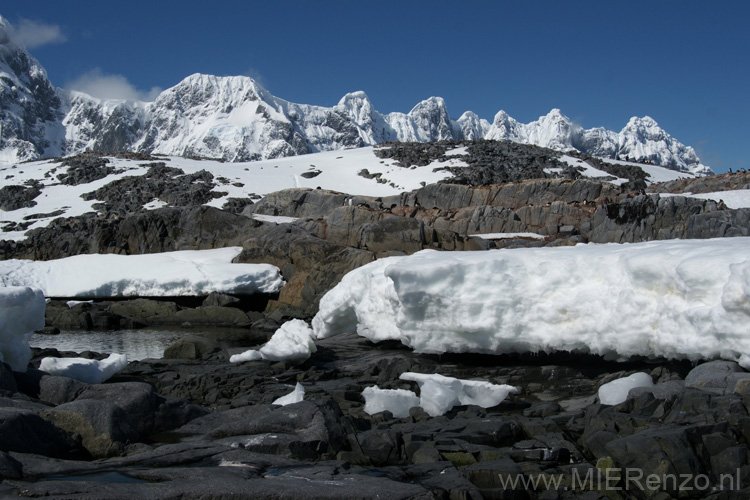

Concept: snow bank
[[39, 353, 128, 384], [400, 372, 519, 416], [230, 319, 316, 363], [313, 238, 750, 363], [598, 372, 654, 405], [362, 386, 420, 418], [0, 247, 284, 297], [273, 382, 305, 406], [0, 287, 45, 371]]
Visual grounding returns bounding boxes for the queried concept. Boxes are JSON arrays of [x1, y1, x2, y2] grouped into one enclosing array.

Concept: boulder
[[175, 399, 347, 460], [0, 451, 22, 480], [37, 375, 87, 405], [202, 292, 240, 308], [108, 298, 180, 323], [41, 399, 137, 458], [685, 360, 750, 395], [0, 408, 82, 458], [163, 336, 218, 360]]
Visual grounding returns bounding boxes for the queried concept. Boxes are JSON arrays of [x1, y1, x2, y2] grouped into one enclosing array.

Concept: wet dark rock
[[163, 335, 218, 360], [202, 292, 241, 308], [0, 407, 83, 458], [0, 451, 22, 480], [107, 298, 180, 324], [684, 360, 750, 395], [37, 375, 87, 405], [0, 362, 17, 393], [41, 399, 137, 458]]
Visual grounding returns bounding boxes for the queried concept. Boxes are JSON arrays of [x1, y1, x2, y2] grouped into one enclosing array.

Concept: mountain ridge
[[0, 15, 712, 175]]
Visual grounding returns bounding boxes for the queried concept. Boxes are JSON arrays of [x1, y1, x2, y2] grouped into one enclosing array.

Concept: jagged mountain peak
[[335, 91, 376, 123], [337, 90, 372, 105], [0, 23, 712, 174], [0, 15, 64, 163], [408, 96, 448, 115], [625, 115, 659, 128]]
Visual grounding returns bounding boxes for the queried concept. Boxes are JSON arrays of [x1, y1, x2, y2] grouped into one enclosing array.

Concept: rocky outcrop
[[82, 163, 220, 214], [589, 195, 735, 243], [0, 205, 264, 260], [649, 170, 750, 195], [42, 295, 271, 331], [0, 183, 41, 211], [56, 152, 116, 186], [4, 336, 750, 498]]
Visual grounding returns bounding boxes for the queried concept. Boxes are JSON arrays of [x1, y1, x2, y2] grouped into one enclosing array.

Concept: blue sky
[[3, 1, 747, 172]]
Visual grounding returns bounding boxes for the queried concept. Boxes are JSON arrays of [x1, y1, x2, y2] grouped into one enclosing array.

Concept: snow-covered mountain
[[0, 15, 712, 175]]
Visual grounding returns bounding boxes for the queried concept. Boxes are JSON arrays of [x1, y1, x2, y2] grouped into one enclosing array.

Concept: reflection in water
[[30, 329, 183, 360], [30, 327, 259, 361]]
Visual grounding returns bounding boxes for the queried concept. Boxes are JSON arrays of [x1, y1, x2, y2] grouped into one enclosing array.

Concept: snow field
[[0, 146, 463, 241], [0, 247, 284, 297], [0, 286, 45, 371], [312, 238, 750, 364]]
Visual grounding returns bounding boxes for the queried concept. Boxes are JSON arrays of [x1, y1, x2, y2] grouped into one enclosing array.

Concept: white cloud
[[12, 18, 67, 49], [65, 69, 162, 102]]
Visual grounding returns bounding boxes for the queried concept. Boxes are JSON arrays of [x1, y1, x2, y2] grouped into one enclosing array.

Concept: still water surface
[[30, 327, 256, 360]]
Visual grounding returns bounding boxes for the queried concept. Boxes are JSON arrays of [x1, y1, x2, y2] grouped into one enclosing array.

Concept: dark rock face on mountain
[[0, 18, 65, 160]]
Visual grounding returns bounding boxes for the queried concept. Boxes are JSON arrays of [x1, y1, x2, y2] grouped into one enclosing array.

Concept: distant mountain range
[[0, 15, 712, 175]]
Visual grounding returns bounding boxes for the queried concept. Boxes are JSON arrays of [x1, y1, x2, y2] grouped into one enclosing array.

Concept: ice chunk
[[400, 372, 519, 416], [362, 386, 420, 418], [313, 238, 750, 364], [39, 353, 128, 384], [273, 382, 305, 406], [418, 379, 460, 417], [259, 319, 316, 362], [0, 247, 284, 297], [0, 286, 45, 371], [598, 372, 654, 405], [228, 350, 263, 363], [230, 319, 316, 363]]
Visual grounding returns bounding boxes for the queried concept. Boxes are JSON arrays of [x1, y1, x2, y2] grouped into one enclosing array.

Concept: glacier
[[0, 15, 711, 175]]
